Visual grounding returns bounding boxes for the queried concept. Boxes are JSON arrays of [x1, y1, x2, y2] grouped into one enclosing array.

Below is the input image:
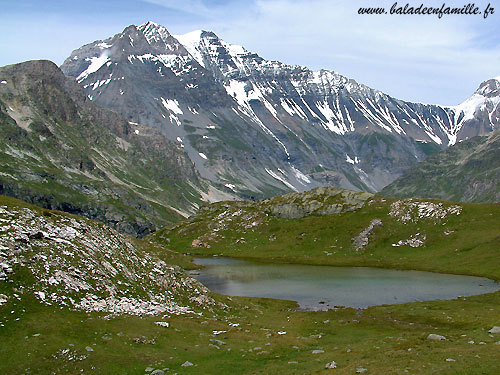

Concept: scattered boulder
[[356, 368, 368, 373], [191, 239, 210, 248], [427, 334, 446, 341], [150, 370, 164, 375], [132, 336, 156, 345], [85, 346, 94, 352], [0, 293, 8, 306], [154, 321, 169, 328], [181, 361, 194, 367], [325, 361, 337, 369], [488, 326, 500, 334], [312, 349, 325, 354], [392, 233, 426, 248], [210, 339, 226, 346]]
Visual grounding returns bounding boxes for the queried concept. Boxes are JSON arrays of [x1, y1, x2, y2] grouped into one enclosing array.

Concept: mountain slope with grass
[[380, 129, 500, 203], [0, 60, 222, 237]]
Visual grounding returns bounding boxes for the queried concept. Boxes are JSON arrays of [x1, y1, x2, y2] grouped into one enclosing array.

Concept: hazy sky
[[1, 0, 499, 105]]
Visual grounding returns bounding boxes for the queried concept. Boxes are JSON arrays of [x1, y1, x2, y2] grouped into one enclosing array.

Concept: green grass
[[2, 194, 500, 374]]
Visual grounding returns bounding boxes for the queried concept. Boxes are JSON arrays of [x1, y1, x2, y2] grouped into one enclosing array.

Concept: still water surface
[[189, 257, 500, 310]]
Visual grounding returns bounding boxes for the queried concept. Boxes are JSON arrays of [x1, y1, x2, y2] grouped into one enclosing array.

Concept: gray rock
[[85, 346, 94, 352], [488, 326, 500, 334], [266, 188, 374, 219], [325, 361, 337, 369], [150, 370, 164, 375], [181, 361, 194, 367], [312, 349, 325, 354], [427, 334, 447, 341], [356, 368, 368, 373], [352, 218, 383, 251], [145, 367, 154, 372], [209, 338, 226, 346]]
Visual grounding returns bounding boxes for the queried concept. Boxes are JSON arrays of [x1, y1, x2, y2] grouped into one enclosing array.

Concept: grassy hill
[[152, 186, 500, 280]]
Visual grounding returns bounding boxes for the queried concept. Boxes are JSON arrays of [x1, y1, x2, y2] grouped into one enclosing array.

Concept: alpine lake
[[189, 257, 500, 310]]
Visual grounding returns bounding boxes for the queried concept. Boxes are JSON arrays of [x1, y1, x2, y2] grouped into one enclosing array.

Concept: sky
[[0, 0, 499, 105]]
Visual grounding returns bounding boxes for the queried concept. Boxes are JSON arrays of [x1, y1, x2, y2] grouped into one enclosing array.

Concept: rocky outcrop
[[262, 187, 374, 219], [389, 199, 462, 223], [0, 198, 218, 316], [392, 233, 426, 248], [351, 219, 383, 251]]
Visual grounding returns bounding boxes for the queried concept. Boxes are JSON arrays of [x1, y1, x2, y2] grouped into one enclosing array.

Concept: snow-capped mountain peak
[[138, 21, 171, 44], [451, 77, 500, 133], [173, 30, 206, 67]]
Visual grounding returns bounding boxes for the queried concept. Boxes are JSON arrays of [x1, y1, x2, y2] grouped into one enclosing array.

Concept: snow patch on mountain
[[316, 99, 349, 135], [346, 154, 360, 165], [138, 21, 172, 48], [451, 91, 500, 133], [453, 94, 486, 124], [265, 168, 297, 191], [291, 165, 311, 185], [97, 42, 112, 49], [161, 98, 183, 115], [77, 54, 109, 82], [174, 30, 206, 67]]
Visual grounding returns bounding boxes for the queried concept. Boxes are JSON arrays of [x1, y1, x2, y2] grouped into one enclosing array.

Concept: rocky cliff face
[[0, 60, 212, 237], [61, 22, 500, 196]]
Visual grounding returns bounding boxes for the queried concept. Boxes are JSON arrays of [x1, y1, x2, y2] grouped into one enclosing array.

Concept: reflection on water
[[189, 257, 500, 310]]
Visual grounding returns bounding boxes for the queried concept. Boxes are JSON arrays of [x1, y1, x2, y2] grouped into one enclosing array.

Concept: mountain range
[[60, 21, 500, 196]]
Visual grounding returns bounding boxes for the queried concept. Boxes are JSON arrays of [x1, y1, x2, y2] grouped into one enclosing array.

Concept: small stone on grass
[[325, 361, 337, 369], [427, 334, 446, 341]]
